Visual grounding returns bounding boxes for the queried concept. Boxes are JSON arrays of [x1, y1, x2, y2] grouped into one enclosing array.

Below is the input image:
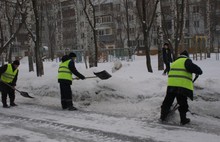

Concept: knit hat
[[69, 52, 77, 58], [180, 50, 189, 57], [164, 43, 169, 46], [12, 60, 20, 65]]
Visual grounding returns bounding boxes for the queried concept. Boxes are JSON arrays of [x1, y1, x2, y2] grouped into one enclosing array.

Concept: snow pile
[[17, 55, 220, 120]]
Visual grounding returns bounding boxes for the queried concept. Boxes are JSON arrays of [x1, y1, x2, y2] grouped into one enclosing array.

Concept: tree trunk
[[32, 0, 44, 76], [82, 0, 98, 67], [138, 0, 158, 73], [206, 0, 211, 58], [157, 0, 164, 71]]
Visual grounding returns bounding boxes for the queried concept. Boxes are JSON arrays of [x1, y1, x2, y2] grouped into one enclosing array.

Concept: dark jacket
[[0, 64, 18, 86], [168, 55, 203, 100], [162, 48, 173, 64], [58, 55, 85, 85]]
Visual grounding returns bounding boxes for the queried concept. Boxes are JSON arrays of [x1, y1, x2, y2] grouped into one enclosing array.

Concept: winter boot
[[160, 109, 169, 121], [3, 104, 10, 108], [181, 118, 190, 125], [180, 113, 190, 125], [68, 106, 77, 111], [160, 113, 166, 121], [10, 103, 18, 107]]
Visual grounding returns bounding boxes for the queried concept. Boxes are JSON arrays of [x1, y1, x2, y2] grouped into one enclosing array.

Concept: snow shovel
[[0, 81, 34, 98], [74, 70, 112, 80], [193, 74, 199, 83]]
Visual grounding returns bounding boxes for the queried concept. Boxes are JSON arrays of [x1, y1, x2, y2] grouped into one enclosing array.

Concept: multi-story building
[[1, 0, 219, 61]]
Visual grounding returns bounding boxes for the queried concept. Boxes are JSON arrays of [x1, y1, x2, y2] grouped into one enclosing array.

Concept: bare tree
[[156, 0, 164, 71], [82, 0, 98, 67], [44, 0, 58, 61], [113, 0, 141, 61], [162, 0, 185, 59], [136, 0, 159, 73], [4, 0, 20, 63], [31, 0, 44, 76], [0, 0, 28, 62]]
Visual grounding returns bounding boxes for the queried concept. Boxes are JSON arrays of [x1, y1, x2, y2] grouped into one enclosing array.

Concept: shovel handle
[[193, 74, 199, 83], [73, 76, 97, 80]]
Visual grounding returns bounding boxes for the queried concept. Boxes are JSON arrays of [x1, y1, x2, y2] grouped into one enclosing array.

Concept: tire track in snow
[[0, 112, 157, 142]]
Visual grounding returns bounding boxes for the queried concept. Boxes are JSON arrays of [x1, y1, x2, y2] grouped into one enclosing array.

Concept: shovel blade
[[20, 91, 34, 98], [94, 70, 112, 80]]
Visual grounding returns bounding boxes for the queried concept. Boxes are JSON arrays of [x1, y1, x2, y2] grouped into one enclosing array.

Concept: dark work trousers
[[163, 62, 170, 74], [59, 83, 73, 109], [1, 83, 15, 106], [161, 87, 189, 121]]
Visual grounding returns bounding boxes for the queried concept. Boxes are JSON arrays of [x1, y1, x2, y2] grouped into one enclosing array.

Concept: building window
[[127, 2, 133, 9], [128, 15, 134, 21], [98, 28, 112, 35], [98, 30, 104, 35], [102, 16, 112, 23], [80, 10, 84, 16], [96, 17, 101, 23], [193, 6, 199, 13], [185, 20, 189, 28], [194, 21, 199, 27], [80, 22, 84, 28], [100, 3, 112, 11], [138, 40, 144, 46], [154, 39, 157, 45], [81, 33, 85, 38], [116, 4, 120, 11], [129, 28, 135, 34]]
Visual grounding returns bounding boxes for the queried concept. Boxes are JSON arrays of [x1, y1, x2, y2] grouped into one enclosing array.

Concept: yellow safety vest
[[1, 64, 18, 83], [168, 58, 193, 90], [58, 60, 72, 81]]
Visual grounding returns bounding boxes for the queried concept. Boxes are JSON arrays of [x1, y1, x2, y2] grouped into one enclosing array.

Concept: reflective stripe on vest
[[1, 64, 18, 83], [168, 58, 193, 90], [58, 60, 72, 81]]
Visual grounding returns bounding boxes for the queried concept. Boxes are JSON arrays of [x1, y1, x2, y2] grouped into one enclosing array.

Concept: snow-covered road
[[0, 98, 220, 142]]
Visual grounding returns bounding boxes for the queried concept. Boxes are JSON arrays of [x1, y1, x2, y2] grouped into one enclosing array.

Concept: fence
[[70, 48, 135, 63]]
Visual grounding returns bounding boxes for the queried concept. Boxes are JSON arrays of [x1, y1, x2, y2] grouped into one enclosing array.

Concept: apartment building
[[1, 0, 219, 61]]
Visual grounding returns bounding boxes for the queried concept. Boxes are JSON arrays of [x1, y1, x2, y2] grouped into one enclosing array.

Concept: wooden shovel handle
[[73, 76, 97, 80]]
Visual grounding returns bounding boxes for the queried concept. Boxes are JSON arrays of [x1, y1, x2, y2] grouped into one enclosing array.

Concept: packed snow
[[0, 54, 220, 142]]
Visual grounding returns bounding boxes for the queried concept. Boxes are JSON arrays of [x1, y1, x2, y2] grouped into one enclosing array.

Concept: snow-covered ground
[[0, 54, 220, 142]]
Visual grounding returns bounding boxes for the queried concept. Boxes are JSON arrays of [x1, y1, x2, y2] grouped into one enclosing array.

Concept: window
[[166, 20, 172, 30], [81, 33, 85, 38], [105, 29, 111, 35], [129, 28, 135, 34], [185, 20, 189, 28], [102, 16, 112, 23], [98, 30, 104, 36], [116, 4, 120, 11], [128, 15, 134, 21], [96, 17, 101, 23], [80, 22, 84, 28], [127, 2, 133, 9], [138, 40, 144, 46], [80, 10, 84, 16], [98, 28, 112, 35], [154, 39, 157, 45], [194, 21, 199, 27], [100, 3, 112, 11], [193, 6, 199, 13]]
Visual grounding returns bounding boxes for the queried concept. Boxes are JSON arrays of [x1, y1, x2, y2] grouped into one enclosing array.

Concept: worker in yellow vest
[[0, 60, 20, 108], [160, 50, 203, 125], [58, 52, 85, 111]]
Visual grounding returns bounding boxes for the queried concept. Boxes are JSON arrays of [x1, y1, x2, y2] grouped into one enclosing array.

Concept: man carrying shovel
[[58, 52, 85, 111], [0, 60, 20, 108]]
